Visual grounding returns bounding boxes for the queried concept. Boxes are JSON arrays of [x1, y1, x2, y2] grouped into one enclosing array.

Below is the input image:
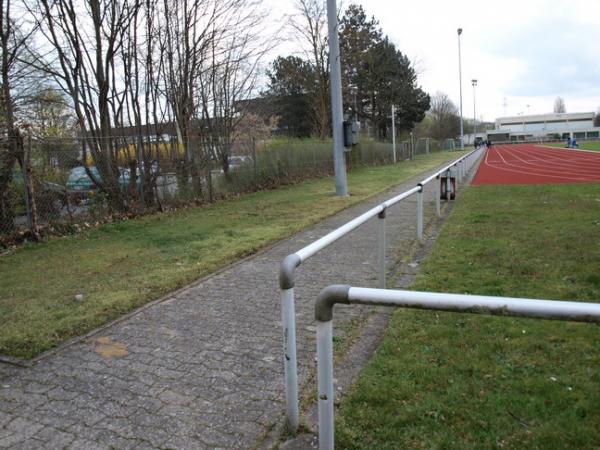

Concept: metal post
[[281, 288, 299, 431], [446, 170, 451, 202], [472, 79, 478, 138], [136, 138, 145, 210], [378, 209, 386, 289], [391, 105, 396, 164], [435, 176, 441, 218], [426, 138, 430, 154], [317, 320, 334, 450], [326, 0, 348, 196], [417, 187, 423, 240], [252, 137, 257, 186], [457, 28, 464, 151], [21, 136, 33, 231]]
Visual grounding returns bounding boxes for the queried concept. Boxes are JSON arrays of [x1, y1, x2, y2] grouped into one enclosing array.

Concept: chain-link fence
[[0, 135, 444, 243]]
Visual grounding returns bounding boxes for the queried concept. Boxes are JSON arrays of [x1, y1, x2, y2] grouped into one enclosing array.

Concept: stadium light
[[472, 79, 477, 140], [457, 28, 464, 151]]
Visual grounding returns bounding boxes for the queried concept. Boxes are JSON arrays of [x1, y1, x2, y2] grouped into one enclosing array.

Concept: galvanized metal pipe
[[281, 288, 299, 430], [314, 284, 600, 449], [281, 148, 481, 431], [417, 187, 423, 240], [435, 175, 441, 218], [349, 287, 600, 322], [316, 320, 334, 450], [378, 210, 386, 288]]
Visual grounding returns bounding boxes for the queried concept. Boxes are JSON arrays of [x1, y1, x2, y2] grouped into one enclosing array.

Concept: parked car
[[228, 155, 252, 170], [66, 166, 138, 195]]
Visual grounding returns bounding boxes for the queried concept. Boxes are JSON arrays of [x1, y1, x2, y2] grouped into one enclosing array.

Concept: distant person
[[566, 137, 572, 148], [487, 139, 492, 148], [571, 138, 578, 149]]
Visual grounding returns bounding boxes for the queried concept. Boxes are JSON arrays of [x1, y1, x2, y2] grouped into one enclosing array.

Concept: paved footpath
[[0, 164, 454, 449]]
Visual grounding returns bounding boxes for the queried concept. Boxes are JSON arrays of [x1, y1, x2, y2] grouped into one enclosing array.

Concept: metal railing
[[314, 285, 600, 450], [278, 147, 485, 430]]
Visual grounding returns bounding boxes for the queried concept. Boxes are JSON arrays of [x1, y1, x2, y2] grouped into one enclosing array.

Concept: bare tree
[[290, 0, 330, 139], [554, 96, 566, 114], [428, 92, 460, 140], [0, 0, 40, 235], [198, 0, 269, 176], [36, 0, 141, 212]]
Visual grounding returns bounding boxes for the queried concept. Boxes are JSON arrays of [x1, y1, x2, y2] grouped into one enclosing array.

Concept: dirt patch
[[94, 336, 129, 358]]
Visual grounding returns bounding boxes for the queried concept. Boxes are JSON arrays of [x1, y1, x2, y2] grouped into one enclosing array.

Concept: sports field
[[543, 141, 600, 152], [336, 163, 600, 448], [472, 144, 600, 185]]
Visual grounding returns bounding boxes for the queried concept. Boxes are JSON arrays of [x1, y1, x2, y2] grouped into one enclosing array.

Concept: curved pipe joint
[[279, 254, 301, 290], [315, 285, 351, 322], [417, 182, 424, 192]]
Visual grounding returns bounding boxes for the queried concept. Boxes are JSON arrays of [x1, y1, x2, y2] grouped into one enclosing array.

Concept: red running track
[[472, 144, 600, 185]]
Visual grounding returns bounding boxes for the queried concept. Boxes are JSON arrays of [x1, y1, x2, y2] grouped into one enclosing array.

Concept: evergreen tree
[[339, 4, 381, 119], [266, 56, 315, 138], [339, 5, 429, 138]]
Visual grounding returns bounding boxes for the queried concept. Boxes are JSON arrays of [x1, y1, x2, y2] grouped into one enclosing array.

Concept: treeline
[[0, 0, 432, 235], [264, 3, 430, 140], [1, 0, 269, 233]]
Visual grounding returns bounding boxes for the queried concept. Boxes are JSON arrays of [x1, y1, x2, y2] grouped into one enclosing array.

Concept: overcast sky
[[265, 0, 600, 122]]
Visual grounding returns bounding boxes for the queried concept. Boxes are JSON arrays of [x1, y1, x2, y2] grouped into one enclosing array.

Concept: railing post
[[446, 170, 451, 202], [317, 320, 334, 450], [281, 287, 299, 431], [435, 175, 441, 218], [417, 185, 423, 240], [378, 208, 386, 289]]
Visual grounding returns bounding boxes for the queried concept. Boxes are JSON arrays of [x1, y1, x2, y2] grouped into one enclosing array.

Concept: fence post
[[417, 185, 423, 240], [21, 136, 33, 232], [207, 150, 214, 203], [317, 319, 334, 450], [136, 137, 145, 211], [252, 137, 257, 186], [435, 175, 441, 218], [282, 287, 299, 431], [378, 208, 386, 289]]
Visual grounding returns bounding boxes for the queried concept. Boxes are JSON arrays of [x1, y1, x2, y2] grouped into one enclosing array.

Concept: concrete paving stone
[[0, 162, 470, 448], [0, 417, 44, 446], [68, 438, 108, 450], [31, 427, 76, 448], [88, 427, 139, 449]]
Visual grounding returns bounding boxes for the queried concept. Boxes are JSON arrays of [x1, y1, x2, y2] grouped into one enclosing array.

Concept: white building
[[486, 112, 599, 142]]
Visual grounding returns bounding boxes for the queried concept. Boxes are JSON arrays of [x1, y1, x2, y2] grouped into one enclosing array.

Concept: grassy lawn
[[0, 151, 464, 360], [336, 183, 600, 449], [543, 141, 600, 151]]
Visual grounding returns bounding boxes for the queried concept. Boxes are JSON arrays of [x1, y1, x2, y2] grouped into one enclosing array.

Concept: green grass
[[0, 152, 464, 360], [542, 141, 600, 151], [336, 183, 600, 449]]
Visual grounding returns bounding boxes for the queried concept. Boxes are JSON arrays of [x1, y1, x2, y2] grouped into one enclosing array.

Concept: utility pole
[[457, 28, 464, 151], [391, 104, 396, 163], [472, 79, 478, 140], [326, 0, 348, 196]]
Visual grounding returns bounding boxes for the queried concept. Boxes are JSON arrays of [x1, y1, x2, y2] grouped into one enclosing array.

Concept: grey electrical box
[[343, 120, 360, 150]]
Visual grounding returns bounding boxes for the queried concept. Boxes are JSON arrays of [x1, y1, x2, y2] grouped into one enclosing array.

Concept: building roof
[[497, 112, 594, 124]]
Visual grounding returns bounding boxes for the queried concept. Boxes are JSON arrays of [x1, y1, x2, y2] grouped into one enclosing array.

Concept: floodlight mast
[[327, 0, 348, 196], [472, 79, 478, 138], [457, 28, 464, 151]]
